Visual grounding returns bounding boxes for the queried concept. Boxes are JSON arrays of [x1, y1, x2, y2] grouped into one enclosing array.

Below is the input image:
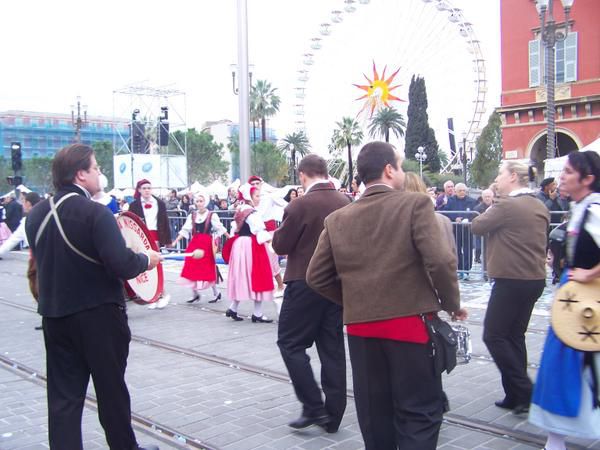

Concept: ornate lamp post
[[415, 146, 427, 178], [71, 96, 88, 143], [461, 132, 468, 185], [535, 0, 575, 161]]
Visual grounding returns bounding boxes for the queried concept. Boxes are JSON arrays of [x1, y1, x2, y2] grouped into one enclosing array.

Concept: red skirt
[[180, 233, 217, 282]]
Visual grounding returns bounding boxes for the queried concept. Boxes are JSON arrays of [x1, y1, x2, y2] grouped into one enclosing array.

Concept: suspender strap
[[35, 193, 101, 265]]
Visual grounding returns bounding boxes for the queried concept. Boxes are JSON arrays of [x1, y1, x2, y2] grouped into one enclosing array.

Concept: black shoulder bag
[[422, 314, 458, 375]]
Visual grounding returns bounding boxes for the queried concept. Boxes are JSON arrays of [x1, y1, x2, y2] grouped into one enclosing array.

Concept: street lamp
[[535, 0, 575, 162], [235, 0, 251, 183], [415, 146, 427, 178], [230, 63, 255, 95], [461, 132, 468, 185], [71, 96, 88, 143]]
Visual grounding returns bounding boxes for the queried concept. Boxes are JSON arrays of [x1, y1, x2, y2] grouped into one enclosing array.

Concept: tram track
[[1, 298, 583, 449], [0, 353, 217, 450]]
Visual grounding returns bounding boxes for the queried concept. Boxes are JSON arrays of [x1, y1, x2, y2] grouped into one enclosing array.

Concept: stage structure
[[112, 84, 188, 189]]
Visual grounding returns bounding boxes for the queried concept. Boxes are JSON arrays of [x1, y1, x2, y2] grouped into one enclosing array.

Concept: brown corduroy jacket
[[306, 184, 461, 325], [272, 182, 350, 282], [471, 194, 549, 280]]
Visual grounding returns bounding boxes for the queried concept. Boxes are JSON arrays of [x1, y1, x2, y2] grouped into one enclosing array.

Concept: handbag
[[422, 314, 458, 375]]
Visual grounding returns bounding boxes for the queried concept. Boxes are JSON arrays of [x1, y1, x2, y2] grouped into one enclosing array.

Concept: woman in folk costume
[[223, 183, 274, 323], [529, 151, 600, 450], [251, 175, 286, 295], [171, 192, 229, 304]]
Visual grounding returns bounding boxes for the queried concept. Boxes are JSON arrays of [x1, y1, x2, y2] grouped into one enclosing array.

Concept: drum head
[[116, 211, 164, 304]]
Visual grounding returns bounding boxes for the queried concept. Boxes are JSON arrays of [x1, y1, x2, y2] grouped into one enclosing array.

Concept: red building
[[498, 0, 600, 172]]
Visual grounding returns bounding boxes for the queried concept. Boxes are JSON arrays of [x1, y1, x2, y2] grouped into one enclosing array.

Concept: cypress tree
[[404, 75, 441, 172]]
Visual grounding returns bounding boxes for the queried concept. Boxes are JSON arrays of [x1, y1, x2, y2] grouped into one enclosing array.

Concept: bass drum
[[116, 211, 164, 304]]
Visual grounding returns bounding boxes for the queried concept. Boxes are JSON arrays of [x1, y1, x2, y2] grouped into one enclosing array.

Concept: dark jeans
[[43, 303, 137, 450], [483, 278, 545, 405], [277, 280, 346, 429], [348, 335, 444, 450]]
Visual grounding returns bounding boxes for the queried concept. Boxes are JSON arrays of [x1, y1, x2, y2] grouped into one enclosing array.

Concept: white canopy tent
[[544, 137, 600, 179]]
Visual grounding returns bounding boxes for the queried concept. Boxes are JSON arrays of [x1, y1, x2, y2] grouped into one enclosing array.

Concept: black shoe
[[318, 423, 339, 433], [494, 399, 517, 410], [225, 309, 243, 321], [251, 314, 273, 323], [512, 404, 530, 415], [288, 414, 330, 429], [186, 293, 200, 304], [208, 293, 222, 303], [136, 445, 159, 450]]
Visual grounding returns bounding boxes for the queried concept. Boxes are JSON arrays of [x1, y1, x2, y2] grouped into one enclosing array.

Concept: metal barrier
[[165, 208, 568, 281], [167, 209, 235, 253]]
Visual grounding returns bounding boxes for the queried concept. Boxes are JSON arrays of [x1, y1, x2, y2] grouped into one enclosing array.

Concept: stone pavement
[[0, 252, 598, 450]]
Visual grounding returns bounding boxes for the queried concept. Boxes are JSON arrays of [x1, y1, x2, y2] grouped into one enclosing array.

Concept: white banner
[[113, 154, 188, 189]]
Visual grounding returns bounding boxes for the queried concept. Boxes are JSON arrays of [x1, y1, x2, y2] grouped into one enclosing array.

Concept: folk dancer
[[129, 179, 172, 309], [171, 192, 229, 304], [223, 183, 274, 322]]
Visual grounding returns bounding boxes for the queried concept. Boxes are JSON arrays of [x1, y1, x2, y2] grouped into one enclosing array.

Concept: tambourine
[[552, 278, 600, 352], [116, 211, 164, 304]]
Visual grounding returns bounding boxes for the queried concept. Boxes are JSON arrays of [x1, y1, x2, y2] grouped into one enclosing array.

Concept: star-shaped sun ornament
[[354, 61, 405, 118]]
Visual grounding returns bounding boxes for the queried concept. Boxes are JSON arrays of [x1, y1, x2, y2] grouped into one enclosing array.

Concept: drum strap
[[35, 193, 101, 265]]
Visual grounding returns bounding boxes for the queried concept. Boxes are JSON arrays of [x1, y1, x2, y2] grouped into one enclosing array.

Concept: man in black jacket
[[26, 144, 161, 450]]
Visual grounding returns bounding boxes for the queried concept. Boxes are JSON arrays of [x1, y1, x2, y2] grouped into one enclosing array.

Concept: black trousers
[[277, 280, 347, 429], [43, 303, 137, 450], [483, 278, 545, 405], [348, 336, 444, 450]]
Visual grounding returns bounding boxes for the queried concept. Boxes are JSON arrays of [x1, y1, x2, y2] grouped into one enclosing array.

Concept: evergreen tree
[[92, 141, 115, 190], [471, 112, 503, 188], [171, 129, 229, 184], [404, 75, 441, 172]]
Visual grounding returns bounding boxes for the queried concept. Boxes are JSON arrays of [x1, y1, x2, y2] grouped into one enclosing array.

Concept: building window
[[529, 32, 578, 87]]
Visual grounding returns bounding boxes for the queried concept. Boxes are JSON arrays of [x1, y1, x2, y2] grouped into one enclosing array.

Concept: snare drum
[[452, 324, 472, 364]]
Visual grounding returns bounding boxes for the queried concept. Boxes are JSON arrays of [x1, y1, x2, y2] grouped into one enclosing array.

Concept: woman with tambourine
[[529, 151, 600, 450], [172, 192, 229, 304]]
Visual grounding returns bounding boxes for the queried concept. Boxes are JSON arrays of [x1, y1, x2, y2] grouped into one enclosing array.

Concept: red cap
[[134, 179, 151, 200], [248, 175, 262, 184]]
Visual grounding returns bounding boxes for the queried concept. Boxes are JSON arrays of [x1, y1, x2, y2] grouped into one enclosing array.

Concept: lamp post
[[235, 0, 251, 183], [415, 146, 427, 178], [535, 0, 574, 162], [461, 132, 468, 185], [71, 96, 88, 143]]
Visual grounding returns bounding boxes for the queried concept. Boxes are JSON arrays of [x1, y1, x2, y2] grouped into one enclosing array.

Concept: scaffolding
[[112, 84, 188, 188]]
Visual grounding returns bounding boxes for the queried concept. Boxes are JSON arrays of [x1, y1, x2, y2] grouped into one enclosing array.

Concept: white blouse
[[178, 210, 227, 240]]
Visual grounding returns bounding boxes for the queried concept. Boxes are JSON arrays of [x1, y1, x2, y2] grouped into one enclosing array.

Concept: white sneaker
[[155, 294, 171, 309], [147, 301, 158, 310]]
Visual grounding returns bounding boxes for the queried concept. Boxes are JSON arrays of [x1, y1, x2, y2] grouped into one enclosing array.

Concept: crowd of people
[[3, 140, 597, 450]]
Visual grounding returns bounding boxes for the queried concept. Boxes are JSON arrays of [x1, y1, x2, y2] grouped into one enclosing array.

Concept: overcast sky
[[1, 0, 501, 157]]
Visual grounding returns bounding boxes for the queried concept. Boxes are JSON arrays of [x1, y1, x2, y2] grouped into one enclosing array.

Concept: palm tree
[[332, 117, 363, 190], [250, 80, 281, 142], [278, 131, 311, 184], [368, 106, 406, 143]]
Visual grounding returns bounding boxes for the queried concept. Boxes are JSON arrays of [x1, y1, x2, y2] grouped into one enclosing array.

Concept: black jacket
[[25, 185, 149, 318], [4, 199, 23, 232], [128, 196, 171, 246]]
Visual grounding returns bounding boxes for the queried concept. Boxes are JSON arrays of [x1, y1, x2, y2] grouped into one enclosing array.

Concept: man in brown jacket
[[307, 142, 466, 450], [272, 154, 350, 432]]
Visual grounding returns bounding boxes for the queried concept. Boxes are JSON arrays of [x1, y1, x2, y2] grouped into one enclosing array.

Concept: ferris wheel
[[292, 0, 488, 175]]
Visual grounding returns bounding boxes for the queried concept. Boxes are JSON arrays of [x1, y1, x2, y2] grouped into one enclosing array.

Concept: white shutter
[[565, 32, 577, 82], [529, 40, 541, 87]]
